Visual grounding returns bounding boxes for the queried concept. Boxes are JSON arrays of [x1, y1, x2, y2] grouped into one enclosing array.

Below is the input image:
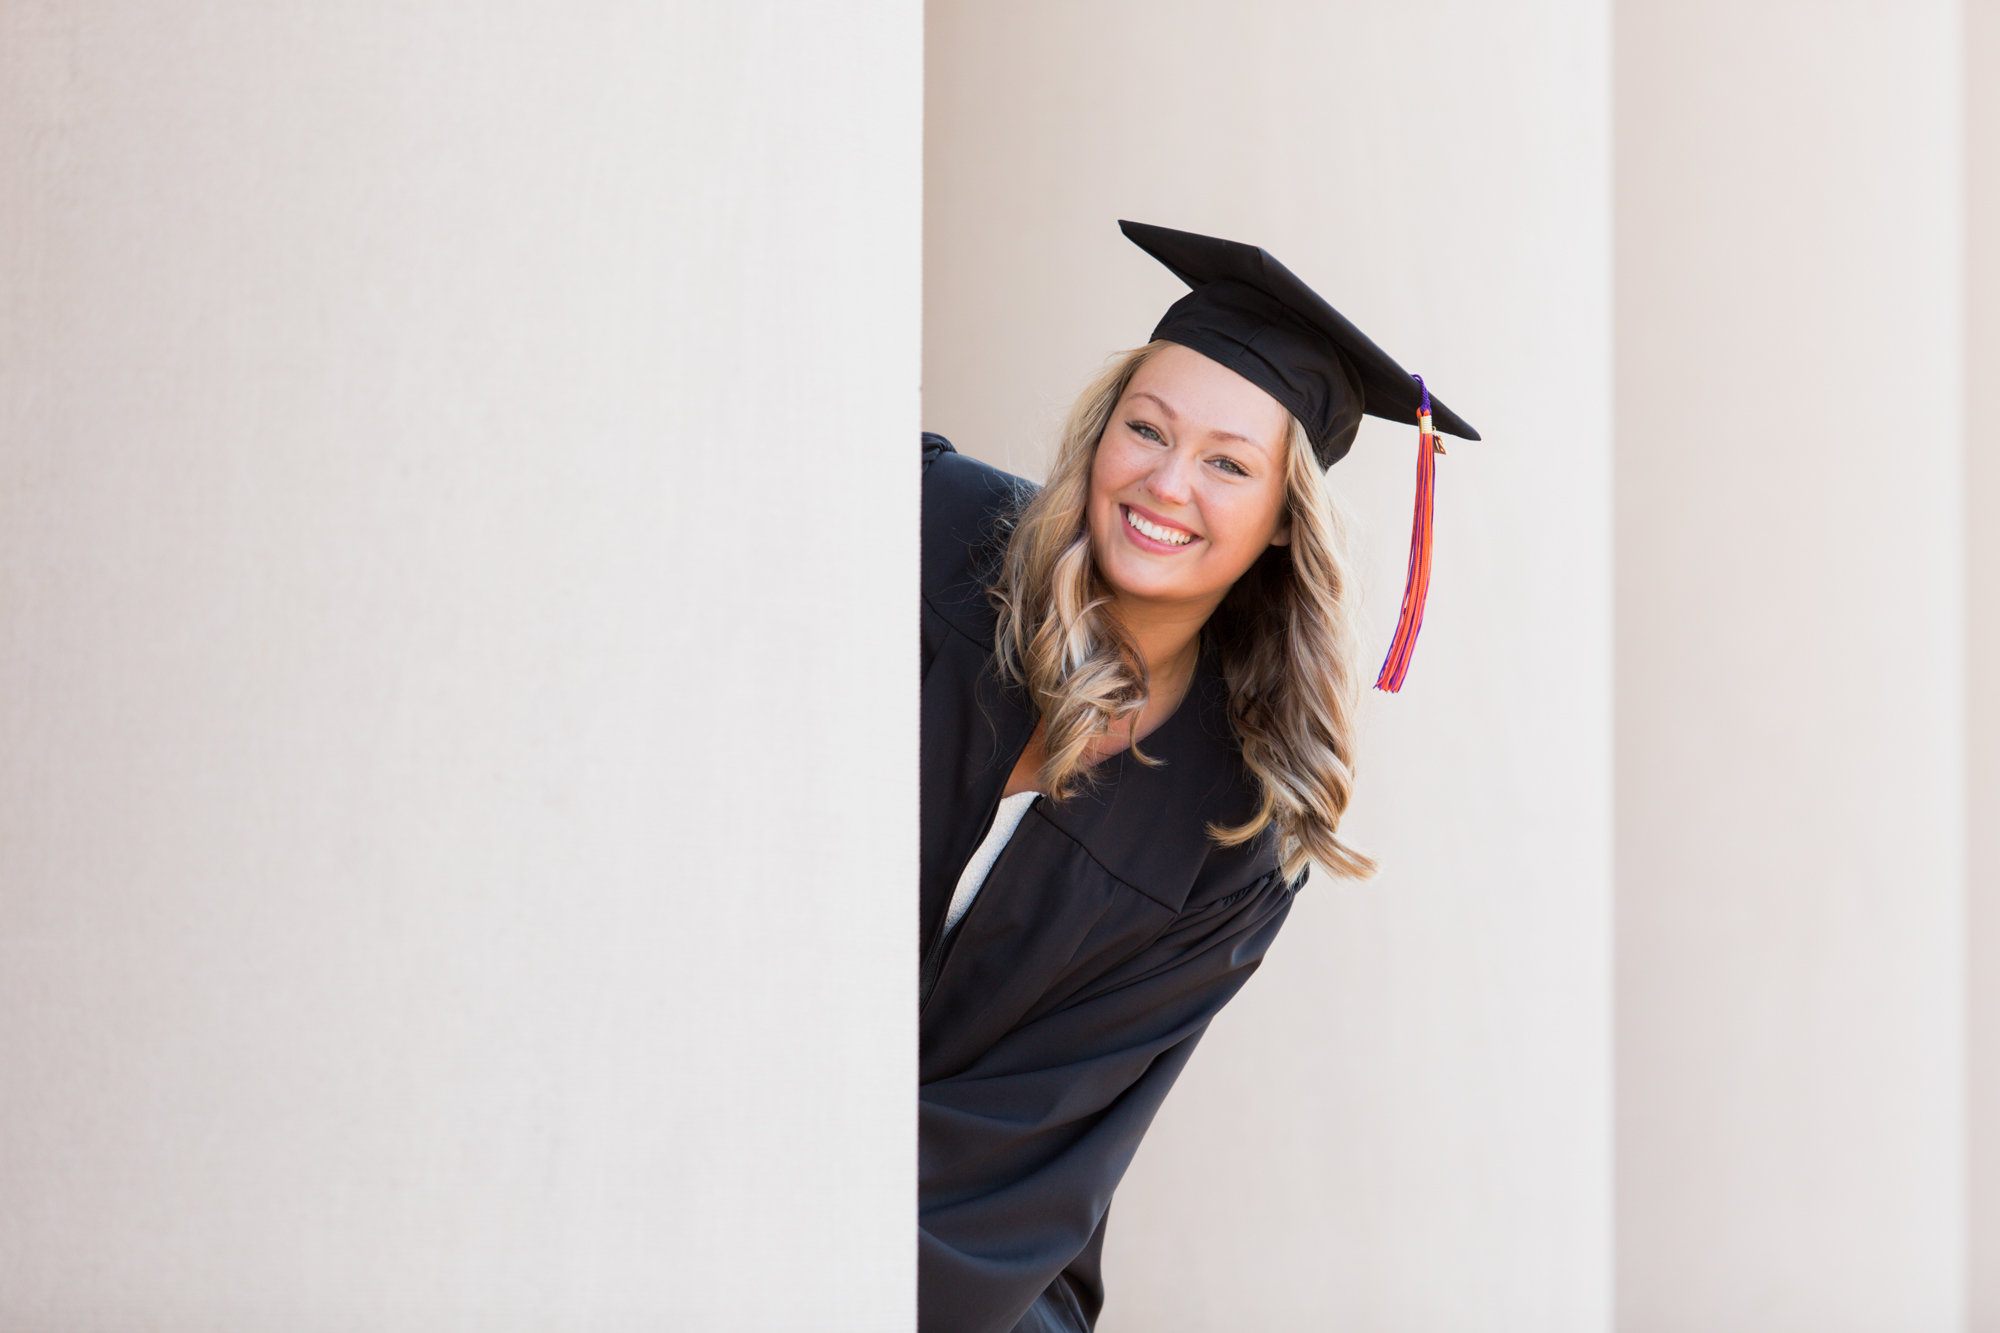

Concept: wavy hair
[[988, 342, 1375, 882]]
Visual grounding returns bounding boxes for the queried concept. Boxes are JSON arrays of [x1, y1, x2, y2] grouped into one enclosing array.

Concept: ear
[[1269, 515, 1292, 547]]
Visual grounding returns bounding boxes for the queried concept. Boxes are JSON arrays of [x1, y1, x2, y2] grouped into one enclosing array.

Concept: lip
[[1119, 503, 1203, 555]]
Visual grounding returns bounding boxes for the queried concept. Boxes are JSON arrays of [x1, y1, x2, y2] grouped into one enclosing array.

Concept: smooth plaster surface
[[1615, 1, 1967, 1328], [0, 5, 920, 1327], [1970, 1, 1999, 1326]]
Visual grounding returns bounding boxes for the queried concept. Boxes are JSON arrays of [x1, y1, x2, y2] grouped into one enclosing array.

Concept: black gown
[[919, 434, 1302, 1332]]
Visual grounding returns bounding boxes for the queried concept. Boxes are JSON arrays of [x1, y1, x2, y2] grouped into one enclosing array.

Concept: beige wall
[[927, 2, 1614, 1328], [1615, 1, 1967, 1329], [0, 4, 919, 1328], [1970, 1, 1999, 1327], [933, 1, 1990, 1329]]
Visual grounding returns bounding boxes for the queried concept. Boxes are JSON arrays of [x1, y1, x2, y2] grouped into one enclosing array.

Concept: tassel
[[1374, 375, 1444, 693]]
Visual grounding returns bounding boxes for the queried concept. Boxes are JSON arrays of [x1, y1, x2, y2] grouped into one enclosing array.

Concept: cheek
[[1085, 452, 1125, 547], [1204, 487, 1286, 563], [1088, 444, 1147, 528], [1091, 437, 1143, 493]]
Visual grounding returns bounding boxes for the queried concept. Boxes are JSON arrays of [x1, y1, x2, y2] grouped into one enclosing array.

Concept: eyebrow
[[1129, 390, 1271, 453]]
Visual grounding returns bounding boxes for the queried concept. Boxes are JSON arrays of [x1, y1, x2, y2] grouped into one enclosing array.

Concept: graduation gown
[[919, 433, 1301, 1333]]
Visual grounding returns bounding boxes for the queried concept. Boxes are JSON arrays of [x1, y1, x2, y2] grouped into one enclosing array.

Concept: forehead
[[1124, 343, 1291, 449]]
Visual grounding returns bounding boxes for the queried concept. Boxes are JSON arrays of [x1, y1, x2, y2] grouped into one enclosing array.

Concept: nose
[[1146, 444, 1197, 507]]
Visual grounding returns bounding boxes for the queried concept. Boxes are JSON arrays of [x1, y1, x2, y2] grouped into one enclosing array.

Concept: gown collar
[[1026, 639, 1266, 913]]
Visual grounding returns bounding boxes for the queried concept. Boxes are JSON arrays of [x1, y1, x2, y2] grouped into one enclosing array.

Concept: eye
[[1209, 455, 1250, 477], [1127, 420, 1165, 443]]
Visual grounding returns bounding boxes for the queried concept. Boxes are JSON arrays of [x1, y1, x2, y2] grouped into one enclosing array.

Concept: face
[[1087, 342, 1294, 616]]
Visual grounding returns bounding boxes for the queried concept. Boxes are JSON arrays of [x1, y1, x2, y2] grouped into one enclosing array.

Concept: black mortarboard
[[1120, 220, 1479, 469]]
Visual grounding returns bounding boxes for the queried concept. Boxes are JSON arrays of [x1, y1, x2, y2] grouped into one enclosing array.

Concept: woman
[[919, 222, 1478, 1333]]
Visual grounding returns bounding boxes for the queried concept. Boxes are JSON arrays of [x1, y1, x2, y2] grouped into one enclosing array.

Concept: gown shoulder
[[921, 433, 1035, 650]]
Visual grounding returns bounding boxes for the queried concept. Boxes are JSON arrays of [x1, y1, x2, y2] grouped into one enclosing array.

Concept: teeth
[[1127, 508, 1194, 546]]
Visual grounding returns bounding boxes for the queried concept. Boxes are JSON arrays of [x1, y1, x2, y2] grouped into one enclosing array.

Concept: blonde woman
[[919, 222, 1479, 1333]]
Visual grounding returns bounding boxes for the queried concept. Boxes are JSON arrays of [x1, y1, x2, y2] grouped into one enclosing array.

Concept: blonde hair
[[989, 342, 1375, 882]]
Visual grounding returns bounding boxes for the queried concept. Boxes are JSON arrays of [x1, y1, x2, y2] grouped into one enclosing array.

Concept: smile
[[1123, 505, 1198, 548]]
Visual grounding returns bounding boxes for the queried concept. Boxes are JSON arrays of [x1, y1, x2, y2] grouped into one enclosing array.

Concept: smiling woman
[[918, 222, 1478, 1333], [990, 340, 1371, 882]]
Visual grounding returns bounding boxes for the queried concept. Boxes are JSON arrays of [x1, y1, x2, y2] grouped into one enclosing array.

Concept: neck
[[1108, 591, 1218, 698]]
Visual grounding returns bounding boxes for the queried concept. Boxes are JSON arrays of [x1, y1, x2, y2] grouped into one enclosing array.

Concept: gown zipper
[[920, 630, 1038, 1010], [918, 789, 1003, 1013], [920, 730, 1035, 1012]]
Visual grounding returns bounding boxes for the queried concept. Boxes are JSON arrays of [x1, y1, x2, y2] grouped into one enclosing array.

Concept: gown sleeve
[[918, 867, 1298, 1333], [924, 430, 957, 472]]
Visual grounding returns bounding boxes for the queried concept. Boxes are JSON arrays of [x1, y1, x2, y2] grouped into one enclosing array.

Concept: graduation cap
[[1119, 220, 1481, 692]]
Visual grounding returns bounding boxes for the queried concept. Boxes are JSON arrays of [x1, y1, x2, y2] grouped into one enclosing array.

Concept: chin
[[1099, 558, 1193, 604]]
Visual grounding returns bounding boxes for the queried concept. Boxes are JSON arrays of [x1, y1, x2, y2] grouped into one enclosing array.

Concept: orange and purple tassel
[[1374, 375, 1444, 693]]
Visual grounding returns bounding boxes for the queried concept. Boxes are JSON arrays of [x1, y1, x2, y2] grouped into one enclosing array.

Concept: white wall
[[1967, 1, 1999, 1327], [0, 5, 919, 1329], [1615, 1, 1967, 1329], [926, 2, 1613, 1329]]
